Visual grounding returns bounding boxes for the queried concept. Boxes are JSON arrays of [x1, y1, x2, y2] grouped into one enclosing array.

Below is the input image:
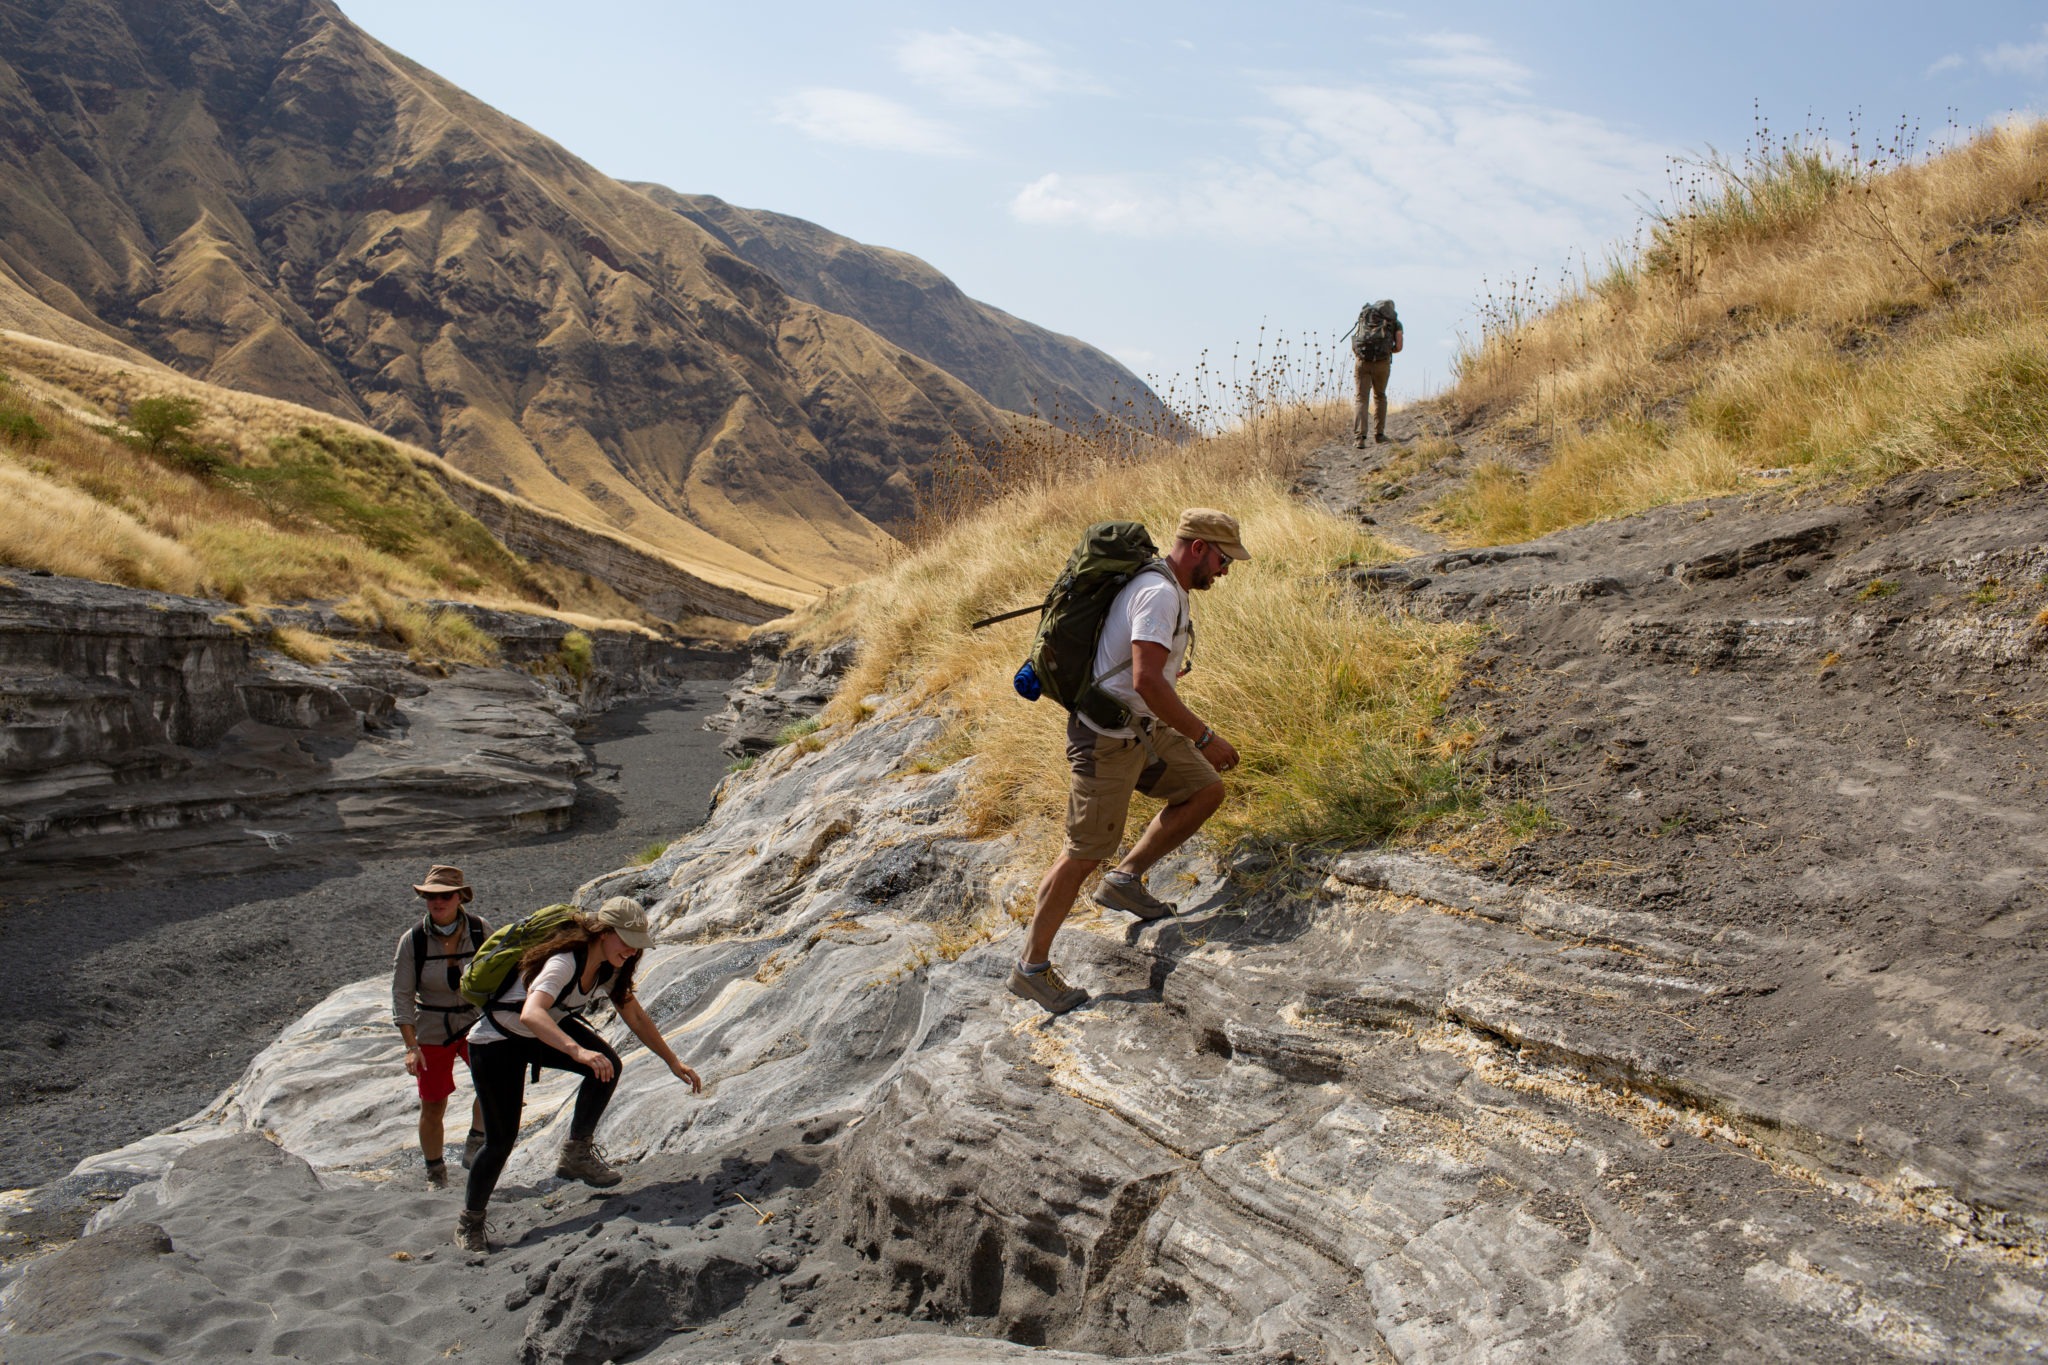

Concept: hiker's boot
[[1007, 962, 1088, 1015], [556, 1138, 622, 1188], [424, 1157, 449, 1189], [1374, 432, 1389, 444], [455, 1208, 490, 1253], [1093, 869, 1175, 921], [460, 1131, 485, 1170], [1353, 434, 1367, 449]]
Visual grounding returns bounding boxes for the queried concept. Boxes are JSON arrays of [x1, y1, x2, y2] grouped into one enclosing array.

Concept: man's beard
[[1191, 564, 1217, 590]]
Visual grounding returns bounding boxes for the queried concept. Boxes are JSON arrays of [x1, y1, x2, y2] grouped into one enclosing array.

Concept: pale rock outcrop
[[27, 667, 2048, 1360]]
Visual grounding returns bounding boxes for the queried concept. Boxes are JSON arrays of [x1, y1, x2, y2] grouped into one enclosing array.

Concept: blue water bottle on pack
[[1013, 659, 1042, 701]]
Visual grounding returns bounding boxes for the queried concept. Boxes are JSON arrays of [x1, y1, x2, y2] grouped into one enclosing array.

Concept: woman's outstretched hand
[[670, 1059, 703, 1092]]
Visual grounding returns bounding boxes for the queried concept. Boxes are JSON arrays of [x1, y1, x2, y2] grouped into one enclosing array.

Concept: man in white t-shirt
[[1009, 507, 1249, 1015]]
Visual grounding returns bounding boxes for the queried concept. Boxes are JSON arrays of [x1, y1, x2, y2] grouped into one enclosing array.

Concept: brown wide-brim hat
[[413, 864, 473, 903], [1175, 507, 1251, 561]]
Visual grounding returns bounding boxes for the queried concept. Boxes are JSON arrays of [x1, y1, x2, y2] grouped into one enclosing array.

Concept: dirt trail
[[0, 687, 736, 1191], [1300, 417, 2048, 1248]]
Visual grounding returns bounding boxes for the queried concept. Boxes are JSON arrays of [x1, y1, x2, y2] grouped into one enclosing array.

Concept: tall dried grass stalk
[[1438, 118, 2048, 542], [913, 330, 1354, 541], [796, 399, 1475, 866]]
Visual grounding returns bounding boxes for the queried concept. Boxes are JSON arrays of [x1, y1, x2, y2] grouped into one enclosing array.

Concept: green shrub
[[773, 716, 823, 746], [0, 400, 47, 449], [556, 630, 594, 682], [130, 396, 201, 452]]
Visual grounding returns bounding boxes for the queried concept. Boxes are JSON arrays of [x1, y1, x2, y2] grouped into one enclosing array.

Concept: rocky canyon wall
[[17, 660, 2046, 1361]]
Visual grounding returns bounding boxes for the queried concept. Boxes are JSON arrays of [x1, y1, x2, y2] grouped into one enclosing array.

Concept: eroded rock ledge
[[11, 645, 2045, 1361], [0, 572, 741, 886]]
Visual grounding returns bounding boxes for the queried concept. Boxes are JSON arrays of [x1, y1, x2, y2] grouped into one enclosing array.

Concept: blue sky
[[334, 1, 2048, 408]]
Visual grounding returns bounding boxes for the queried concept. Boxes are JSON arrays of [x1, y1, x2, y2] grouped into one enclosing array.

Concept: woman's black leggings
[[463, 1016, 620, 1212]]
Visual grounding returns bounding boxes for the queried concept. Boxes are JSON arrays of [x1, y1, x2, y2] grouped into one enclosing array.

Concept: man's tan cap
[[1175, 508, 1250, 561]]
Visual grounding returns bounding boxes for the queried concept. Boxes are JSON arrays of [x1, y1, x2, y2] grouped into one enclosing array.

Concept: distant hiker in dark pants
[[1352, 299, 1403, 446], [392, 864, 490, 1189], [1009, 508, 1250, 1016], [457, 897, 701, 1253]]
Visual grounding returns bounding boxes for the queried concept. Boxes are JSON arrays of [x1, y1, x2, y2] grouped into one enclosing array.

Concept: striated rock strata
[[14, 645, 2047, 1360], [0, 571, 738, 886]]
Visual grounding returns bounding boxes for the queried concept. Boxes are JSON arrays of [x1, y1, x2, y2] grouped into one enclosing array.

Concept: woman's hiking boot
[[556, 1138, 622, 1188], [1006, 962, 1088, 1015], [424, 1157, 449, 1189], [455, 1209, 490, 1253], [1093, 870, 1175, 921]]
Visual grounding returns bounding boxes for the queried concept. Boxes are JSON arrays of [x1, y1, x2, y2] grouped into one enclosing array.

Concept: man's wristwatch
[[1195, 727, 1214, 749]]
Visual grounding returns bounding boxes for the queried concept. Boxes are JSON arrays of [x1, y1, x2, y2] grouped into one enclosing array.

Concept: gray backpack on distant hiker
[[1351, 300, 1400, 361]]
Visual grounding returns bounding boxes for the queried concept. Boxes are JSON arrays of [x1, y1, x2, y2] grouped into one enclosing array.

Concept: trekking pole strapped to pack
[[969, 600, 1049, 629], [975, 520, 1166, 731]]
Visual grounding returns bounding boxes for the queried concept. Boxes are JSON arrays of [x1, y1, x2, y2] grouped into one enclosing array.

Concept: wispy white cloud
[[1925, 52, 1967, 77], [895, 29, 1099, 108], [772, 88, 967, 156], [1010, 33, 1665, 271], [1398, 31, 1532, 93], [1982, 24, 2048, 77]]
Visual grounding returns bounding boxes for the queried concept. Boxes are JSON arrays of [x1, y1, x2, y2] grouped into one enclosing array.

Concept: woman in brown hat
[[457, 896, 702, 1252], [391, 864, 491, 1189]]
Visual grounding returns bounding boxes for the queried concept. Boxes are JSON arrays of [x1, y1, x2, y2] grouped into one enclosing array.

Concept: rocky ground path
[[0, 684, 737, 1193], [8, 441, 2048, 1361]]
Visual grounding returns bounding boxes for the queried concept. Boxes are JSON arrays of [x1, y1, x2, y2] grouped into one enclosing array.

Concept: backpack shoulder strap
[[1089, 560, 1180, 692], [410, 921, 430, 977]]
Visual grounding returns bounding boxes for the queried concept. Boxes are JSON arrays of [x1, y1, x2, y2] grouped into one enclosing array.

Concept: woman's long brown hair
[[518, 918, 638, 1005]]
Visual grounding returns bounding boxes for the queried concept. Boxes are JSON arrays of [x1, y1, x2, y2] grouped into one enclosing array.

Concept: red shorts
[[415, 1038, 471, 1105]]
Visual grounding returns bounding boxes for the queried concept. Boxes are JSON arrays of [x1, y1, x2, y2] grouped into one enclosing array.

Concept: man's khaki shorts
[[1064, 713, 1221, 861]]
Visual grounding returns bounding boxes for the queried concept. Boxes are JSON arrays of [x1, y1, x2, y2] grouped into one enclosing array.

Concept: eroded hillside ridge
[[649, 191, 1167, 426], [14, 624, 2047, 1361], [0, 0, 1146, 605], [0, 571, 739, 884]]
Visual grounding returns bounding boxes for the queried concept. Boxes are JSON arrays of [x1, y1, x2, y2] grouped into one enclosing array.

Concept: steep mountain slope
[[0, 0, 1134, 606], [647, 189, 1164, 426], [0, 329, 790, 621]]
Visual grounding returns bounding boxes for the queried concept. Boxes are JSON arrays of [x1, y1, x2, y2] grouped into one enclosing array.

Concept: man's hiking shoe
[[460, 1131, 484, 1170], [1007, 963, 1088, 1015], [1374, 433, 1389, 444], [1354, 435, 1367, 449], [1093, 870, 1175, 921], [425, 1157, 449, 1189], [556, 1138, 622, 1188], [455, 1209, 490, 1253]]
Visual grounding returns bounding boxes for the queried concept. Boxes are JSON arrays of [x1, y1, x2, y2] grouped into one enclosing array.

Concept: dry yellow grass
[[1436, 119, 2048, 542], [0, 352, 686, 657], [0, 458, 207, 592], [270, 624, 344, 665], [794, 402, 1476, 866], [338, 585, 501, 667], [0, 328, 818, 614]]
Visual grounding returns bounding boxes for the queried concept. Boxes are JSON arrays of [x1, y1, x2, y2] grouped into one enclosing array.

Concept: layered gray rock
[[707, 631, 859, 758], [20, 660, 2045, 1360], [0, 572, 739, 885]]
